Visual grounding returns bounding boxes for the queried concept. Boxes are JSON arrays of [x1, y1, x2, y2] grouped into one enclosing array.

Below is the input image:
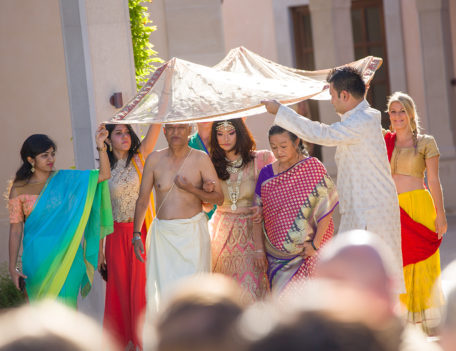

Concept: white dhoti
[[145, 212, 211, 314]]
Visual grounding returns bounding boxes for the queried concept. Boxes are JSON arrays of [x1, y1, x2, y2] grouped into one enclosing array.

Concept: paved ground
[[439, 214, 456, 270]]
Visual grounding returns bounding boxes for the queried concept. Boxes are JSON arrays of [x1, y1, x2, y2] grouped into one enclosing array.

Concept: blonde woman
[[384, 92, 447, 333]]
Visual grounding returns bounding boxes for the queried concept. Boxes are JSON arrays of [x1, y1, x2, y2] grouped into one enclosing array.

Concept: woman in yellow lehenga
[[384, 92, 447, 334]]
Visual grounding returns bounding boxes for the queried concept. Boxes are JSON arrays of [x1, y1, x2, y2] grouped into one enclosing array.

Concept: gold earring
[[109, 143, 112, 152], [31, 164, 35, 173]]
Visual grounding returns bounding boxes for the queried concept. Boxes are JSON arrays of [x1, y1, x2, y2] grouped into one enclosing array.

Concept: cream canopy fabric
[[111, 47, 382, 124]]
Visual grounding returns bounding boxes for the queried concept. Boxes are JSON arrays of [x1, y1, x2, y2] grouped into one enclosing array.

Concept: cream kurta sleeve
[[274, 105, 365, 146], [274, 101, 405, 294]]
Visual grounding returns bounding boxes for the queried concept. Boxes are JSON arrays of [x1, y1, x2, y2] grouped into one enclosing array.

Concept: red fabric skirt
[[104, 222, 147, 350], [401, 208, 442, 267]]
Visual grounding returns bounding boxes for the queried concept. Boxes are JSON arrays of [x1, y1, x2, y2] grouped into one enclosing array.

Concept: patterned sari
[[256, 157, 338, 294], [23, 170, 113, 307]]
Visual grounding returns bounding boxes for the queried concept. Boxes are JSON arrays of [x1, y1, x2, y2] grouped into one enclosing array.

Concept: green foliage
[[0, 263, 26, 309], [129, 0, 163, 90]]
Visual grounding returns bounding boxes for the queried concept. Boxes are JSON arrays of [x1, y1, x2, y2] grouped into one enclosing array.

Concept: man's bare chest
[[154, 165, 201, 193]]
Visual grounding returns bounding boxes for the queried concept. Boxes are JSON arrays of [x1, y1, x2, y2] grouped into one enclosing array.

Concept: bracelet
[[132, 232, 142, 244], [132, 236, 142, 244], [311, 240, 319, 251], [253, 249, 264, 253], [96, 145, 107, 152]]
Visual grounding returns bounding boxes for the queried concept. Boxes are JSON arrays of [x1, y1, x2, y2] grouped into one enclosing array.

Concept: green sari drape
[[22, 170, 113, 307]]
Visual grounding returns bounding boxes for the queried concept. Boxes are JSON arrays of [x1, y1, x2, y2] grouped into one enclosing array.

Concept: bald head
[[151, 274, 246, 351], [312, 230, 396, 327], [316, 244, 390, 296]]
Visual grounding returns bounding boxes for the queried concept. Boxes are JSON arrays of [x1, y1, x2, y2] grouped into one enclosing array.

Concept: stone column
[[308, 0, 354, 176], [158, 0, 225, 66], [60, 0, 139, 322], [59, 0, 97, 170], [384, 0, 407, 92], [415, 0, 456, 211]]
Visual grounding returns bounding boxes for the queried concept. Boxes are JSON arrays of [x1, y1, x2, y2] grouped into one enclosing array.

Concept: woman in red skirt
[[100, 123, 159, 350]]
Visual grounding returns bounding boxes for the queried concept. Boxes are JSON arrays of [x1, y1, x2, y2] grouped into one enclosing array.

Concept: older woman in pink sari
[[255, 126, 338, 295]]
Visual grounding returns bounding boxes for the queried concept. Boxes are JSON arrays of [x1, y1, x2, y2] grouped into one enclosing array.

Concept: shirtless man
[[132, 123, 223, 313]]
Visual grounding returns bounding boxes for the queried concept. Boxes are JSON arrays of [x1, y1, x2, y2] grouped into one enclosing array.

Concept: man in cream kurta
[[262, 67, 404, 293]]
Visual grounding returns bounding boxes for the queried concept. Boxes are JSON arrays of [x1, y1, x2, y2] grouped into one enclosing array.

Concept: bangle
[[96, 145, 107, 152], [132, 232, 142, 244], [311, 240, 319, 251], [253, 249, 264, 253], [132, 236, 142, 244]]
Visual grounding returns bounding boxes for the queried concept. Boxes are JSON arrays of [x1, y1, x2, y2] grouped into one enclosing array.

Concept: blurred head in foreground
[[237, 302, 386, 351], [147, 274, 246, 351], [312, 229, 397, 328], [439, 260, 456, 351], [236, 231, 398, 351], [0, 300, 118, 351]]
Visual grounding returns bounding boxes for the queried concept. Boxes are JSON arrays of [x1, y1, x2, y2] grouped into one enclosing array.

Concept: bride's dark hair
[[210, 119, 256, 181]]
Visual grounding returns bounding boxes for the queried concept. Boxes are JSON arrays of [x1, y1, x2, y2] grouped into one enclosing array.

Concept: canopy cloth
[[111, 47, 382, 124]]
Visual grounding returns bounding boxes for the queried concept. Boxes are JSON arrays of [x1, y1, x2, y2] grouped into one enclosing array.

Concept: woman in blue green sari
[[8, 128, 113, 307]]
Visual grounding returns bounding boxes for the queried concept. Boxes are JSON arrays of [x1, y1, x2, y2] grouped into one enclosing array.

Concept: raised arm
[[132, 152, 157, 262], [138, 123, 161, 158], [95, 124, 110, 183], [426, 156, 447, 238], [262, 100, 363, 146], [274, 105, 363, 146]]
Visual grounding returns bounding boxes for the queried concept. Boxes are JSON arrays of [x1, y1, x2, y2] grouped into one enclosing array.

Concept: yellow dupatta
[[132, 152, 156, 252]]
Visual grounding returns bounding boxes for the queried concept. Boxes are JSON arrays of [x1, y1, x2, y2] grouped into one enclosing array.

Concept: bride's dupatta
[[23, 170, 113, 306], [259, 157, 338, 293]]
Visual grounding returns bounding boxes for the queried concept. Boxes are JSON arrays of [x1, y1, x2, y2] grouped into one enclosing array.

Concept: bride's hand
[[253, 251, 268, 271]]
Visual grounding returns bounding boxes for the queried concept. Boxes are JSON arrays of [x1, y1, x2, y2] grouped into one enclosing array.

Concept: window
[[351, 0, 390, 127], [291, 5, 322, 160]]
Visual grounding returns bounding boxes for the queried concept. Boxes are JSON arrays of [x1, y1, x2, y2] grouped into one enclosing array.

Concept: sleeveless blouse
[[390, 134, 439, 178], [108, 158, 140, 222]]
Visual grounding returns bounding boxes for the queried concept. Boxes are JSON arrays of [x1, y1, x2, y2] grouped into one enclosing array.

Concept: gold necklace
[[226, 167, 244, 211], [226, 156, 243, 174]]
